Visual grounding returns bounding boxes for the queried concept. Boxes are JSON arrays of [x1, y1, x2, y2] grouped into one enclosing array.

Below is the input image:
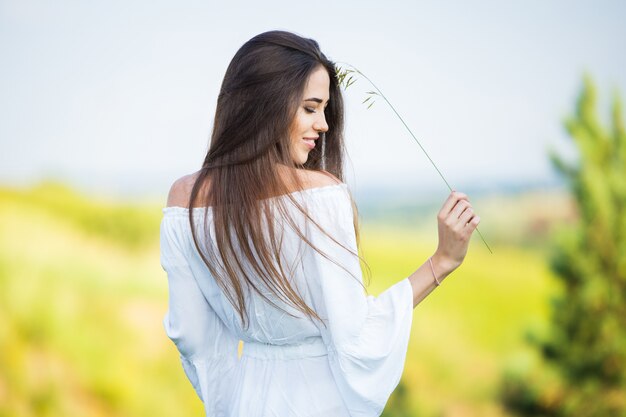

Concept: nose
[[313, 111, 329, 133]]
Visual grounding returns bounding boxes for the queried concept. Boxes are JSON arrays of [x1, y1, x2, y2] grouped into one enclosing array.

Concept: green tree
[[501, 75, 626, 416]]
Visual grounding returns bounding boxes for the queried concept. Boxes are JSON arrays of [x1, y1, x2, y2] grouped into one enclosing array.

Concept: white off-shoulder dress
[[160, 183, 414, 417]]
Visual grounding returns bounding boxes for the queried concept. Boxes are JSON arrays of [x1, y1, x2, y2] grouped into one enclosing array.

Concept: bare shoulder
[[274, 164, 344, 191], [166, 171, 201, 207], [165, 168, 343, 206], [301, 169, 344, 189]]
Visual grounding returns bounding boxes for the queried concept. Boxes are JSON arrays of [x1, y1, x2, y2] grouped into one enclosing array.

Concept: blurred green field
[[0, 182, 568, 417]]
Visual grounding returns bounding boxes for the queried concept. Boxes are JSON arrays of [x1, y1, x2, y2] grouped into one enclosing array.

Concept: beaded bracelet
[[428, 256, 441, 286]]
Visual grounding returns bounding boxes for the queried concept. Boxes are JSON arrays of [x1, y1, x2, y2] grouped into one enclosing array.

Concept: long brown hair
[[188, 30, 368, 328]]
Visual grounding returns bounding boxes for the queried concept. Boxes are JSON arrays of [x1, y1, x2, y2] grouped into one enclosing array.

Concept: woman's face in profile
[[289, 66, 330, 165]]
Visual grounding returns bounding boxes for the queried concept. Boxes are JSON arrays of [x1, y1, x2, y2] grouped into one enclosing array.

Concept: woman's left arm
[[161, 213, 239, 411]]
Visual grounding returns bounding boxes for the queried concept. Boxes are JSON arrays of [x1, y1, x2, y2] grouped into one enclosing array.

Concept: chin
[[293, 152, 309, 165]]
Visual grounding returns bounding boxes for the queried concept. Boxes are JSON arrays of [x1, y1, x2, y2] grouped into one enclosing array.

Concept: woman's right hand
[[433, 191, 481, 273]]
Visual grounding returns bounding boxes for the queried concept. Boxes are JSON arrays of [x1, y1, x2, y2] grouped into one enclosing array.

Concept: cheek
[[295, 111, 309, 131]]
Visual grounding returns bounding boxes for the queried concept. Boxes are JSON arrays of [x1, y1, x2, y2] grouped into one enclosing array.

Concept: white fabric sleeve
[[160, 215, 239, 416], [302, 188, 415, 417]]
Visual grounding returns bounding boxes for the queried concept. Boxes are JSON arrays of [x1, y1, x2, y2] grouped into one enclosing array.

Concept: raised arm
[[406, 191, 481, 307]]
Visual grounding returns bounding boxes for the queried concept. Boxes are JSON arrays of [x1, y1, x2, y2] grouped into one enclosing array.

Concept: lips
[[302, 137, 318, 149]]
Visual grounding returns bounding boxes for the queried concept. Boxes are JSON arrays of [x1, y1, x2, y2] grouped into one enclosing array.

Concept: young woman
[[161, 30, 480, 417]]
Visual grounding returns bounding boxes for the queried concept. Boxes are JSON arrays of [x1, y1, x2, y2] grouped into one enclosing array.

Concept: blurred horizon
[[0, 171, 568, 208]]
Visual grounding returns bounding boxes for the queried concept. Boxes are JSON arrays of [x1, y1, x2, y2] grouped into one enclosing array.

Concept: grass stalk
[[336, 62, 493, 254]]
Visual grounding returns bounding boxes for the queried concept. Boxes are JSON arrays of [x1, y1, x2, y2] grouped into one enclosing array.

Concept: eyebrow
[[304, 97, 329, 104]]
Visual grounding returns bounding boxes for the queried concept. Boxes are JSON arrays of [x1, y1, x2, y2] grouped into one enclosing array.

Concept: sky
[[1, 0, 625, 200]]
